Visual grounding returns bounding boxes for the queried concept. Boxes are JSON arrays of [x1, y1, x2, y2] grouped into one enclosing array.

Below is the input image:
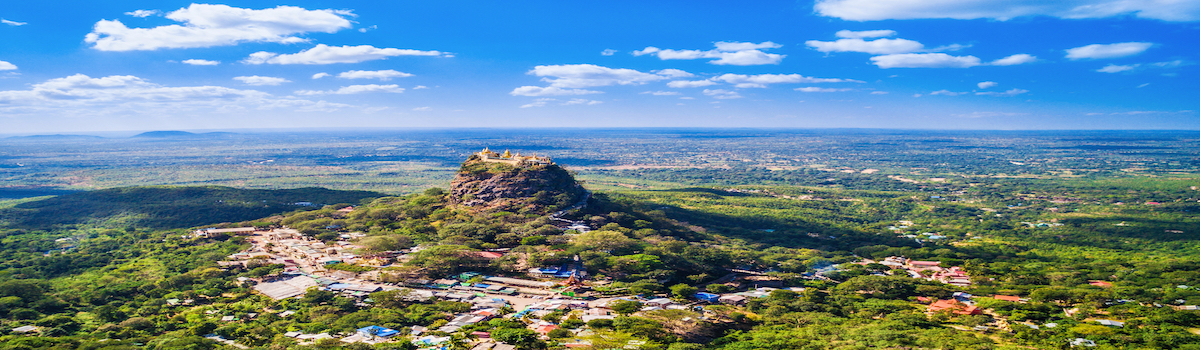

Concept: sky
[[0, 0, 1198, 134]]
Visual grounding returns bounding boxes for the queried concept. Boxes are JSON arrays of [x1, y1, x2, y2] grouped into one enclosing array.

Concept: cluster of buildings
[[476, 148, 553, 166], [875, 256, 974, 287]]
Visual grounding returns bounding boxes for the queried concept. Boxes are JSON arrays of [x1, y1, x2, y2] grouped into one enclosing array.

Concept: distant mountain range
[[4, 131, 239, 140]]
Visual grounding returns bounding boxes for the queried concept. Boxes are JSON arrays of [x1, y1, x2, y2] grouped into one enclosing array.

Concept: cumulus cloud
[[413, 85, 429, 89], [632, 41, 785, 65], [336, 69, 413, 80], [524, 64, 674, 89], [1065, 42, 1153, 60], [642, 91, 681, 96], [814, 0, 1200, 22], [795, 87, 853, 92], [835, 29, 896, 38], [85, 4, 353, 51], [233, 76, 290, 86], [667, 80, 718, 88], [562, 98, 603, 105], [870, 53, 982, 68], [0, 73, 351, 115], [412, 106, 431, 111], [653, 69, 694, 78], [0, 73, 278, 106], [990, 54, 1037, 66], [806, 38, 925, 54], [312, 73, 330, 79], [870, 91, 889, 94], [244, 44, 446, 65], [703, 89, 742, 99], [2, 19, 27, 26], [295, 84, 405, 95], [510, 86, 602, 96], [976, 88, 1029, 96], [601, 49, 617, 56], [1098, 64, 1139, 73], [125, 10, 160, 17], [929, 90, 965, 96], [715, 73, 862, 88], [1096, 60, 1188, 73], [181, 59, 219, 66], [520, 98, 555, 108], [0, 61, 16, 70], [978, 81, 999, 89]]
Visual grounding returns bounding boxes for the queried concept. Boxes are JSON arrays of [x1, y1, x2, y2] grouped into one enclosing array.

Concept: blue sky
[[1, 0, 1197, 133]]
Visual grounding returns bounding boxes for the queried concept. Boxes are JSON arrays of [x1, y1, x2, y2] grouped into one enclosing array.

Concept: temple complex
[[475, 148, 553, 166]]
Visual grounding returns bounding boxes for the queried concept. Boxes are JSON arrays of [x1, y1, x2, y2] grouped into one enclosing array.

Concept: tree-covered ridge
[[0, 186, 383, 230]]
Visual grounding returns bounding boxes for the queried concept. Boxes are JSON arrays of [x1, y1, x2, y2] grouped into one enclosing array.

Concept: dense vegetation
[[0, 130, 1197, 349]]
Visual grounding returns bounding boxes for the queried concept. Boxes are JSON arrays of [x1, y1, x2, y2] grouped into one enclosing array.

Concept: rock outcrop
[[448, 154, 586, 214]]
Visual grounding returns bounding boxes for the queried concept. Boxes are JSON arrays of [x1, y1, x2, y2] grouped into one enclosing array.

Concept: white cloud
[[562, 98, 602, 105], [245, 44, 446, 65], [412, 106, 431, 111], [336, 69, 413, 80], [520, 98, 555, 108], [1151, 60, 1186, 68], [713, 41, 782, 51], [632, 41, 785, 65], [181, 59, 219, 66], [413, 85, 429, 89], [715, 73, 862, 88], [125, 10, 160, 18], [870, 91, 889, 94], [667, 80, 717, 88], [1098, 64, 1139, 73], [85, 4, 353, 51], [0, 74, 352, 116], [527, 64, 671, 88], [510, 86, 602, 96], [652, 69, 694, 78], [930, 90, 965, 96], [976, 88, 1029, 96], [703, 89, 742, 99], [295, 84, 405, 95], [806, 38, 924, 54], [870, 53, 982, 68], [2, 19, 27, 26], [1095, 60, 1188, 73], [233, 76, 290, 86], [835, 29, 896, 39], [641, 91, 681, 96], [978, 81, 998, 89], [990, 54, 1037, 66], [679, 97, 695, 100], [1065, 42, 1153, 60], [1137, 83, 1150, 88], [358, 25, 377, 33], [795, 87, 854, 92], [601, 49, 617, 56], [312, 73, 330, 79], [814, 0, 1200, 22], [0, 61, 16, 70]]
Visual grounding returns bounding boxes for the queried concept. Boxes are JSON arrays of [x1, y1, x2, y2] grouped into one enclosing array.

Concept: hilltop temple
[[475, 148, 553, 166]]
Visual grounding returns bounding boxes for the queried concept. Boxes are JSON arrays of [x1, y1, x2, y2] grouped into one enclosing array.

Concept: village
[[180, 214, 1179, 350]]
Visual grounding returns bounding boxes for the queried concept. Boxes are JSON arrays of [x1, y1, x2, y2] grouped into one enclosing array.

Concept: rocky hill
[[448, 154, 586, 214]]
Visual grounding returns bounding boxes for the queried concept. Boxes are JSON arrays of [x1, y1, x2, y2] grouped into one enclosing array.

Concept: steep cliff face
[[448, 155, 586, 214]]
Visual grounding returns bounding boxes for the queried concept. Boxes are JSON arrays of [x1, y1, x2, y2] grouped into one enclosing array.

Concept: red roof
[[534, 325, 559, 335], [910, 261, 941, 266], [1089, 280, 1113, 288], [476, 252, 504, 259], [928, 299, 981, 315], [993, 295, 1022, 302]]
